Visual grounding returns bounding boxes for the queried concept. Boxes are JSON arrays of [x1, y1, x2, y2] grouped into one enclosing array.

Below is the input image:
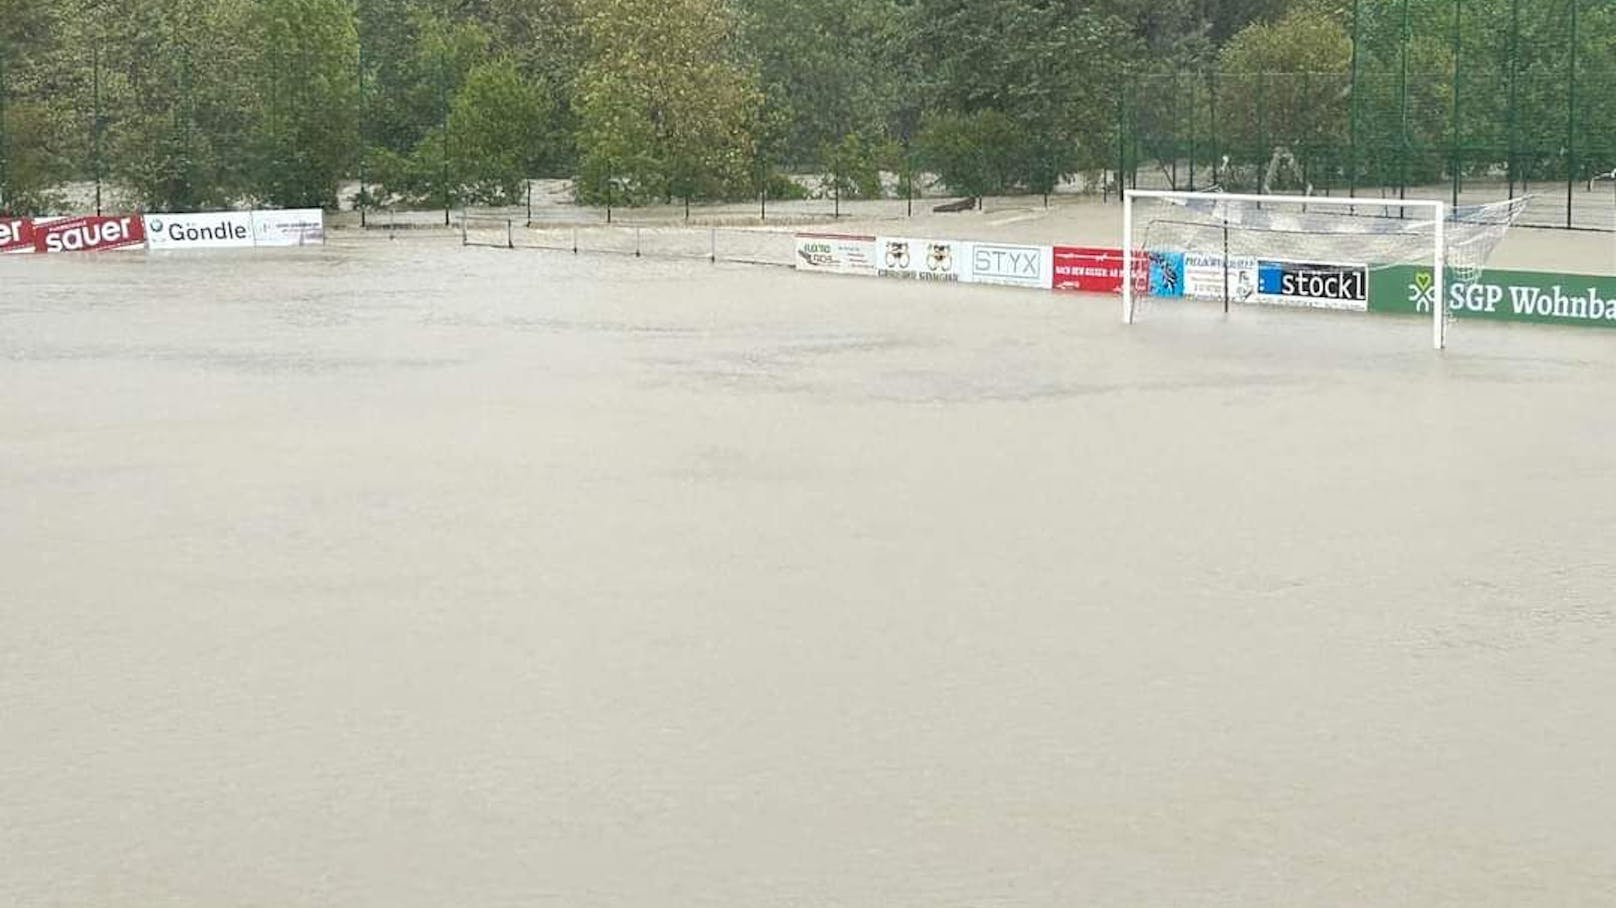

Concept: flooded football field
[[3, 237, 1614, 906]]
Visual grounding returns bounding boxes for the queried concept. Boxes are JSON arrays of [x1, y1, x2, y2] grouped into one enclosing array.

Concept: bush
[[916, 110, 1074, 197], [447, 58, 557, 205], [763, 171, 808, 201], [916, 110, 1022, 198], [819, 132, 888, 200]]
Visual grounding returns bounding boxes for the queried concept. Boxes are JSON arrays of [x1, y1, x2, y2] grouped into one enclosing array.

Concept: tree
[[0, 0, 71, 212], [447, 56, 557, 203], [89, 0, 263, 211], [1215, 8, 1353, 189], [911, 0, 1128, 193], [574, 0, 762, 204], [916, 109, 1024, 197], [733, 0, 905, 170], [251, 0, 361, 208]]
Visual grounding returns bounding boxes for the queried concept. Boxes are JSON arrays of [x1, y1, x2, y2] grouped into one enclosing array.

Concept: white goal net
[[1122, 190, 1530, 349]]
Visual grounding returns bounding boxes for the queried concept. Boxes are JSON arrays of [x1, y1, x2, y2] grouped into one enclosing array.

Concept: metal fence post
[[93, 45, 104, 215], [1398, 0, 1411, 202], [358, 32, 367, 228], [0, 42, 8, 212], [1208, 70, 1218, 187], [1567, 0, 1579, 228], [1450, 0, 1462, 208], [1349, 0, 1361, 197], [1507, 0, 1521, 199], [439, 21, 450, 229], [1187, 75, 1197, 191]]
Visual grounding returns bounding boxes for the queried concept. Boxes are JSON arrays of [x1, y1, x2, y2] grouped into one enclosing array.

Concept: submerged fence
[[459, 216, 797, 269]]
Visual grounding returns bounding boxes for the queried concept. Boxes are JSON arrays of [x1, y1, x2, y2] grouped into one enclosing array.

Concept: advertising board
[[875, 236, 971, 282], [32, 215, 146, 254], [1182, 251, 1260, 303], [1255, 260, 1368, 311], [1, 217, 35, 254], [144, 211, 255, 250], [251, 209, 325, 247], [1369, 264, 1616, 329], [794, 233, 877, 275], [1146, 250, 1185, 298], [1053, 246, 1126, 293], [967, 243, 1053, 289]]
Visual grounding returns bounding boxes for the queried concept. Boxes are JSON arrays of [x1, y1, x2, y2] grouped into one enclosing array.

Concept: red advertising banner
[[0, 216, 35, 254], [1052, 246, 1139, 294], [32, 214, 146, 254]]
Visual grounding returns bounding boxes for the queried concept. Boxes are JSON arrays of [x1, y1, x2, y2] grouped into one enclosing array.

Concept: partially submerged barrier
[[0, 209, 324, 255]]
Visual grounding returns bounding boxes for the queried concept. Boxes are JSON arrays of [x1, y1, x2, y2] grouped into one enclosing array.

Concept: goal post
[[1121, 189, 1528, 350]]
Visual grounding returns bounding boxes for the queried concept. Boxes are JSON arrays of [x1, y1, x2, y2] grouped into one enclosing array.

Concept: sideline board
[[33, 215, 146, 254], [2, 208, 326, 255], [1370, 264, 1616, 329], [968, 242, 1053, 289], [1053, 246, 1128, 293], [252, 209, 325, 246], [794, 233, 877, 275], [1181, 252, 1259, 303], [876, 236, 971, 282], [1254, 259, 1368, 311], [144, 212, 255, 250], [1, 217, 36, 254]]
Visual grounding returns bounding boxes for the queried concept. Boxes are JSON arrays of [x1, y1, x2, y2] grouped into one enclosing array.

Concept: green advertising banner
[[1370, 265, 1616, 330]]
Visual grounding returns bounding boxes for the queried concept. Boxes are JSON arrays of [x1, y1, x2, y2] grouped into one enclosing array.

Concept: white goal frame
[[1123, 189, 1448, 350]]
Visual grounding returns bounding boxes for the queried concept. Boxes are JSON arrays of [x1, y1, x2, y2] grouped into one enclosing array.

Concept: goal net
[[1122, 189, 1529, 349]]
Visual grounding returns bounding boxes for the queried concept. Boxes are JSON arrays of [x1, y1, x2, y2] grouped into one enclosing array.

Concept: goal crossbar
[[1122, 190, 1447, 349]]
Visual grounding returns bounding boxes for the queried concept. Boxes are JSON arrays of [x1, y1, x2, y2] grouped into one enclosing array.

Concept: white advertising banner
[[967, 242, 1054, 290], [876, 236, 971, 282], [1182, 251, 1260, 303], [251, 208, 325, 247], [143, 211, 255, 250], [794, 233, 877, 275]]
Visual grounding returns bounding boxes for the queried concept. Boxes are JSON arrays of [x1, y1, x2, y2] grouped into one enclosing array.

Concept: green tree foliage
[[1215, 8, 1353, 182], [0, 0, 69, 211], [252, 0, 361, 208], [574, 0, 762, 204], [5, 0, 1616, 211], [447, 56, 557, 202], [820, 131, 889, 199], [911, 0, 1129, 194], [916, 109, 1026, 197], [91, 0, 261, 211], [734, 0, 903, 168]]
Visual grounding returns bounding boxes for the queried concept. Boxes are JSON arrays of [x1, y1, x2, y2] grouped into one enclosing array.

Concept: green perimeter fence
[[1121, 0, 1616, 231]]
